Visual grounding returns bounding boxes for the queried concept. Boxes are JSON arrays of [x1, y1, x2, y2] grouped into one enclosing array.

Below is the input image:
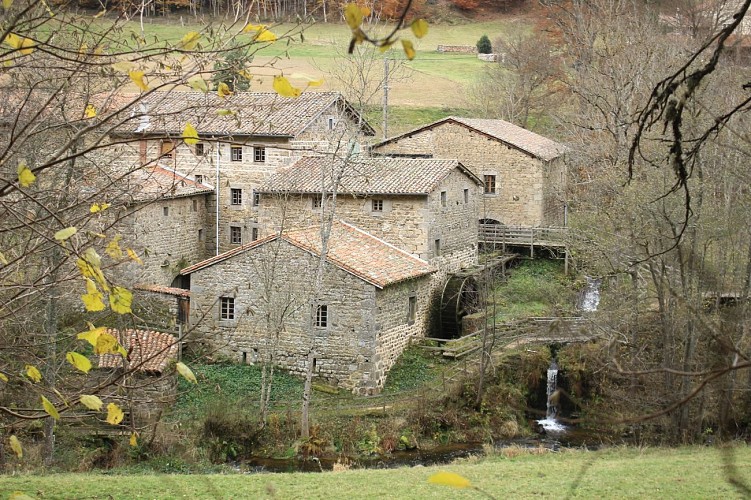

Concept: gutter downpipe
[[215, 140, 220, 256]]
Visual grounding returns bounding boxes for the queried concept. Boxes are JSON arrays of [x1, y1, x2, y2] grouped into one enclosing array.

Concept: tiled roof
[[113, 91, 375, 137], [127, 165, 213, 202], [98, 328, 178, 374], [135, 284, 191, 298], [259, 156, 482, 195], [373, 116, 567, 161], [181, 221, 434, 288]]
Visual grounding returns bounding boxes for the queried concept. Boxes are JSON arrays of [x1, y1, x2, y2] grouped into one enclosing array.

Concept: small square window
[[231, 188, 243, 206], [440, 191, 447, 207], [195, 174, 204, 184], [163, 206, 169, 216], [195, 143, 205, 156], [372, 199, 383, 212], [312, 196, 322, 209], [254, 146, 266, 163], [230, 146, 243, 162], [251, 227, 259, 241], [408, 296, 417, 325], [484, 175, 497, 194], [463, 188, 469, 204], [315, 304, 328, 328], [161, 140, 175, 159], [230, 226, 242, 245], [220, 297, 235, 320], [434, 239, 441, 256], [252, 191, 261, 207]]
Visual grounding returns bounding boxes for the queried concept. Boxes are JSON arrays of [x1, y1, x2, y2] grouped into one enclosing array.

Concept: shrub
[[476, 35, 492, 54]]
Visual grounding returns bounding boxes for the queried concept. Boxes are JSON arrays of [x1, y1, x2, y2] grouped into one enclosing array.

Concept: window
[[230, 146, 243, 162], [463, 188, 469, 204], [372, 199, 384, 212], [192, 199, 198, 212], [408, 296, 417, 325], [230, 226, 242, 245], [251, 227, 259, 241], [314, 304, 328, 328], [198, 228, 204, 241], [440, 191, 447, 207], [254, 146, 266, 163], [328, 117, 336, 130], [484, 175, 497, 194], [163, 206, 169, 216], [231, 188, 243, 206], [312, 195, 322, 209], [195, 143, 206, 156], [434, 239, 441, 256], [195, 174, 204, 184], [160, 140, 175, 159], [252, 191, 260, 207], [220, 297, 235, 320]]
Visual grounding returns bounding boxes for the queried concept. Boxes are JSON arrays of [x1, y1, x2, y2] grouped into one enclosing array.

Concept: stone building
[[256, 156, 483, 274], [108, 92, 374, 255], [181, 220, 434, 394], [371, 116, 568, 227]]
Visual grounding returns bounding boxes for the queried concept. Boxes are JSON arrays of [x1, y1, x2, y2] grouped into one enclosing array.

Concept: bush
[[476, 35, 492, 54]]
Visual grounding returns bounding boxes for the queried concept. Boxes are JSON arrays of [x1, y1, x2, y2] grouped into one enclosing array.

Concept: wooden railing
[[479, 224, 567, 248]]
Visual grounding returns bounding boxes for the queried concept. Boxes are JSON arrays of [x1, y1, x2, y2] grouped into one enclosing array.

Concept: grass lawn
[[2, 446, 750, 499]]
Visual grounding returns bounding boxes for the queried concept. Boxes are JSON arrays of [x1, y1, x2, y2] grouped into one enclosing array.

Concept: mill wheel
[[438, 275, 481, 339]]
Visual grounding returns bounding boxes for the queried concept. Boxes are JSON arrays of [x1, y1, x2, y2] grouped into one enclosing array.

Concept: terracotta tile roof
[[135, 284, 191, 298], [113, 91, 375, 137], [127, 165, 213, 202], [98, 328, 178, 374], [259, 156, 482, 195], [181, 221, 434, 288], [373, 116, 567, 161]]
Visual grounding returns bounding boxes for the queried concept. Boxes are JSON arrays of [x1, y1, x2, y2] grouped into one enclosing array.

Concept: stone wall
[[437, 45, 477, 53], [374, 122, 566, 226], [188, 238, 430, 392]]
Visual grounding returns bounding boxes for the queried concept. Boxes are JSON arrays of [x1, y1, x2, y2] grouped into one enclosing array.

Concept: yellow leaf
[[188, 76, 208, 93], [178, 31, 200, 50], [242, 22, 265, 32], [9, 435, 22, 458], [9, 493, 34, 500], [84, 103, 97, 118], [80, 394, 103, 411], [93, 8, 106, 18], [130, 432, 138, 447], [411, 19, 429, 39], [77, 326, 106, 346], [25, 365, 41, 383], [273, 75, 301, 98], [217, 82, 232, 98], [255, 27, 277, 42], [176, 362, 197, 384], [17, 162, 35, 188], [5, 33, 35, 55], [0, 251, 7, 265], [428, 471, 472, 489], [126, 248, 143, 265], [307, 78, 324, 87], [3, 0, 13, 9], [66, 351, 92, 373], [41, 395, 60, 420], [109, 286, 133, 314], [129, 69, 149, 91], [90, 202, 110, 213], [237, 69, 252, 80], [81, 278, 105, 312], [0, 372, 7, 382], [344, 3, 364, 30], [106, 402, 124, 425], [54, 227, 77, 241], [105, 235, 123, 260], [216, 109, 236, 116], [183, 122, 199, 146], [95, 332, 120, 355], [112, 61, 134, 73], [402, 39, 416, 60]]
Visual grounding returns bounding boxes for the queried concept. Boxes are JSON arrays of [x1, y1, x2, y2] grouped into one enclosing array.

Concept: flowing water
[[579, 276, 602, 312], [537, 359, 567, 434]]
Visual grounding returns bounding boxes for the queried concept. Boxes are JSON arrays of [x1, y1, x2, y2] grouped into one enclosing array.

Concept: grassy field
[[2, 446, 750, 499]]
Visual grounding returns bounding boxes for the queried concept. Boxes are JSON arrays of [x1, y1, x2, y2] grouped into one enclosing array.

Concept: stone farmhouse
[[181, 220, 434, 394], [108, 91, 374, 263], [255, 156, 483, 273], [371, 116, 568, 227]]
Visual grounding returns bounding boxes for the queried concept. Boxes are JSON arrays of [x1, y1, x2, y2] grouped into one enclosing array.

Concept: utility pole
[[382, 57, 389, 140]]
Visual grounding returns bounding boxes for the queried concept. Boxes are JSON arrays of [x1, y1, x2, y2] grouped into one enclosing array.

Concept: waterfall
[[579, 276, 601, 312], [537, 359, 566, 434]]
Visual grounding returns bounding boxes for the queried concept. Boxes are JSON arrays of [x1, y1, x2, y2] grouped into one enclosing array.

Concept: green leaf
[[54, 226, 77, 241], [183, 122, 199, 146], [25, 365, 41, 383], [176, 362, 197, 384], [106, 402, 124, 425], [9, 435, 22, 458], [109, 286, 133, 314], [80, 394, 103, 411], [41, 395, 60, 420], [411, 19, 429, 39], [66, 351, 92, 373], [17, 162, 35, 187]]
